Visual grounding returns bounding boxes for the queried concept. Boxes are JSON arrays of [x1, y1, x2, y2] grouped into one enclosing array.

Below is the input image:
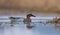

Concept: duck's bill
[[33, 15, 36, 17], [31, 15, 36, 17]]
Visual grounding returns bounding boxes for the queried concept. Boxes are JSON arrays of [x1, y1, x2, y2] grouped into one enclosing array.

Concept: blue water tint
[[0, 16, 60, 35], [31, 23, 60, 35], [0, 22, 60, 35]]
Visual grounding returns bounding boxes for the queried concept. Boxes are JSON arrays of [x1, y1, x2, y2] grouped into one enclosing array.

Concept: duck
[[9, 17, 15, 26], [54, 17, 60, 26], [47, 17, 60, 26], [23, 14, 36, 29]]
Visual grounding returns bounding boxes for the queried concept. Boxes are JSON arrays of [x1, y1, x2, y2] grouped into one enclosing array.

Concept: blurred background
[[0, 0, 60, 35]]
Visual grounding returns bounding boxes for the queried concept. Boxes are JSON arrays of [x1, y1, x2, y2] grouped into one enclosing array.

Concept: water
[[0, 17, 60, 35], [0, 22, 60, 35]]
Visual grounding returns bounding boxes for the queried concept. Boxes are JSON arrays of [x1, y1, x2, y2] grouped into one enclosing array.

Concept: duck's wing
[[23, 18, 27, 24]]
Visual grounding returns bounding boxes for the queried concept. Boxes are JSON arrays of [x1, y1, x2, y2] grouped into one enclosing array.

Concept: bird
[[23, 14, 36, 29], [46, 17, 60, 26], [9, 17, 15, 26]]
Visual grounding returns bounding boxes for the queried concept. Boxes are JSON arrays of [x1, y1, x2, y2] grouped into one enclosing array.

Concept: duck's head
[[27, 14, 36, 17], [10, 17, 15, 19]]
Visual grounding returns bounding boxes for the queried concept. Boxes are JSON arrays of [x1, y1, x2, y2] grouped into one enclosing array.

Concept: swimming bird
[[23, 14, 36, 29], [9, 17, 15, 26], [47, 17, 60, 26]]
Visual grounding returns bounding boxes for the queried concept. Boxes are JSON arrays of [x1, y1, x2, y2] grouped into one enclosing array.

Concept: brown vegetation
[[0, 0, 60, 12]]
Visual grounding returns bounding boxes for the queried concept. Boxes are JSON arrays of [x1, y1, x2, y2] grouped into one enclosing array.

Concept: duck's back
[[23, 18, 31, 24]]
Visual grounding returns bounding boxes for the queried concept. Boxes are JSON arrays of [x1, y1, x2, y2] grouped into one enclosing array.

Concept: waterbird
[[23, 14, 36, 29]]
